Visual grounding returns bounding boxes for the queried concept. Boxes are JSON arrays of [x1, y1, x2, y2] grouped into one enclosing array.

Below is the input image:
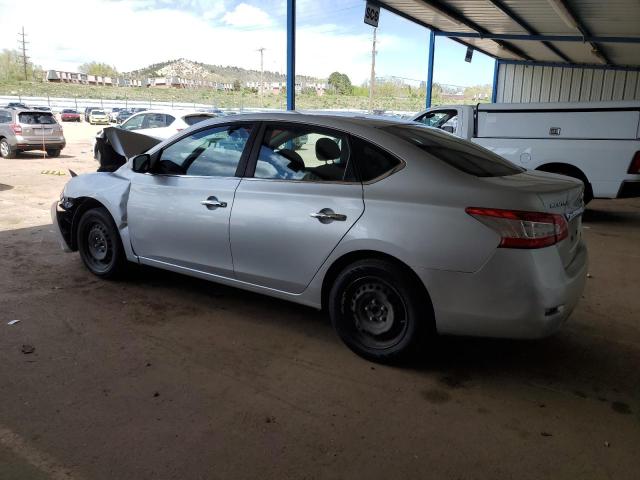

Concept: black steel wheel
[[77, 207, 126, 279], [329, 258, 432, 362]]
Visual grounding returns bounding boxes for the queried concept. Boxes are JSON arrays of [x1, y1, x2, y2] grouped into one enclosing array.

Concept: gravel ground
[[0, 122, 639, 479]]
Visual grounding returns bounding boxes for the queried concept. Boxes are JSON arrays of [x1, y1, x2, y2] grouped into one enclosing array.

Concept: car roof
[[198, 111, 414, 129]]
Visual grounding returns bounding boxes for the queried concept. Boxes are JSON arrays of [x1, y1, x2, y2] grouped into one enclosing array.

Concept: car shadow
[[3, 224, 638, 415], [16, 152, 74, 160]]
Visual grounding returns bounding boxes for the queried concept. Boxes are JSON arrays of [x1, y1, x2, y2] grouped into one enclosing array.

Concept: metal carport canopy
[[284, 1, 640, 110]]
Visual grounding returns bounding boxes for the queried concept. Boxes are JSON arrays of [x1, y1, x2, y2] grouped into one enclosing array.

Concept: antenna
[[18, 26, 29, 80]]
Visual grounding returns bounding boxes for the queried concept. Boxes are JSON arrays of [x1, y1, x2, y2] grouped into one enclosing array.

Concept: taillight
[[466, 207, 568, 249], [10, 123, 22, 135], [628, 151, 640, 174]]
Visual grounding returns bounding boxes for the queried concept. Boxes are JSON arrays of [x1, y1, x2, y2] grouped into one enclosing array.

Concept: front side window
[[156, 124, 252, 177], [383, 124, 524, 177], [121, 114, 144, 130], [254, 124, 354, 182], [417, 110, 458, 133]]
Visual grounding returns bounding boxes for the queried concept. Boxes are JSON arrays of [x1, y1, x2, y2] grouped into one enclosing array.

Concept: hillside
[[126, 58, 321, 83]]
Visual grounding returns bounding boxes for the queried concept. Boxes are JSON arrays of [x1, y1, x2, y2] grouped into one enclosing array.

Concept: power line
[[17, 26, 29, 81]]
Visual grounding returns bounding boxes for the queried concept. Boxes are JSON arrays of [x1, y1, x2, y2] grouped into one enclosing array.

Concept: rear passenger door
[[230, 123, 364, 293]]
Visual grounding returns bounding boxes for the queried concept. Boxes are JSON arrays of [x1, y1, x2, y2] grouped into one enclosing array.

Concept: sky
[[0, 0, 495, 87]]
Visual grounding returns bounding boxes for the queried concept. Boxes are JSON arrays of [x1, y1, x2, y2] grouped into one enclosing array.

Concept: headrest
[[316, 138, 341, 161]]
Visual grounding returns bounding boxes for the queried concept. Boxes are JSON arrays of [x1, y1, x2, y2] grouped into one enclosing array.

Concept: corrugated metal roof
[[377, 0, 640, 67]]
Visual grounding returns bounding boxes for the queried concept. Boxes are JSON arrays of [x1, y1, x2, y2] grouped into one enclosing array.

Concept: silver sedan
[[52, 113, 588, 361]]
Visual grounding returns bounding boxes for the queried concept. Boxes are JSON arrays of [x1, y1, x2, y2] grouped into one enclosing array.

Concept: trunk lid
[[18, 112, 62, 141], [481, 170, 585, 267]]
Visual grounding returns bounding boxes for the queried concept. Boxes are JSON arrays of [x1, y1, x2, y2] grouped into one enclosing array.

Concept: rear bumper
[[417, 241, 588, 339], [14, 135, 66, 151]]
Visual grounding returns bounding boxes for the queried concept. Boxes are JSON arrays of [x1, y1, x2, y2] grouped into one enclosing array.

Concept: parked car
[[0, 108, 66, 158], [115, 110, 133, 124], [5, 102, 29, 109], [84, 107, 100, 122], [412, 101, 640, 203], [117, 109, 216, 139], [53, 114, 587, 361], [109, 108, 123, 123], [60, 109, 81, 122], [88, 110, 110, 125]]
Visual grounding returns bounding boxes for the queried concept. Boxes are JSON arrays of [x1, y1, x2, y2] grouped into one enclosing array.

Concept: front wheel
[[329, 259, 431, 362], [77, 207, 127, 279]]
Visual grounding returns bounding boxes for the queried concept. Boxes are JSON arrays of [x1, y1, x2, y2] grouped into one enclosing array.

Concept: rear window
[[62, 109, 76, 113], [18, 112, 56, 125], [183, 114, 214, 126], [382, 124, 524, 177]]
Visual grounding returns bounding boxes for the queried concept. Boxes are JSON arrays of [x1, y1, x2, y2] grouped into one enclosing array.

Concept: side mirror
[[132, 153, 151, 173], [442, 126, 455, 134]]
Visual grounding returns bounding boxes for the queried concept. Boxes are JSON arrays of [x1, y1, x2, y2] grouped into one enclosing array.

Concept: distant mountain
[[126, 58, 322, 83]]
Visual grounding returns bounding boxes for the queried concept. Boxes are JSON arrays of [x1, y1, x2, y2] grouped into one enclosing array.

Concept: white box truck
[[412, 101, 640, 203]]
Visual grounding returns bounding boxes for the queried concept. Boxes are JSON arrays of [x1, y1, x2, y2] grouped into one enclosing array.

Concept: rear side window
[[18, 112, 56, 125], [382, 124, 523, 177], [0, 111, 12, 123], [183, 114, 213, 126], [350, 136, 402, 182]]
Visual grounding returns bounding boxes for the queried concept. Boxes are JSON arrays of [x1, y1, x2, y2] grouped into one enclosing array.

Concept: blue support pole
[[426, 30, 435, 109], [491, 59, 500, 103], [286, 0, 296, 111]]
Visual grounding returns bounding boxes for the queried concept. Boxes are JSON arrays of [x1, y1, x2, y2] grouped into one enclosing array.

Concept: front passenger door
[[128, 123, 254, 277]]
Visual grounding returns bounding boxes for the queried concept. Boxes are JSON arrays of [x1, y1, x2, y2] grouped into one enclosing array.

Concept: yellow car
[[89, 110, 110, 125]]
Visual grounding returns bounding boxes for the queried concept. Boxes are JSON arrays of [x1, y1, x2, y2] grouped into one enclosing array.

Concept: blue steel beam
[[491, 59, 500, 103], [286, 0, 296, 111], [434, 31, 640, 44], [426, 30, 435, 108]]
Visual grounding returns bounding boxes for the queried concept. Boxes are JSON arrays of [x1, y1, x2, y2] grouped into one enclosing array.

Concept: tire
[[328, 258, 431, 362], [0, 138, 16, 159], [538, 166, 593, 205], [76, 207, 127, 279], [46, 149, 61, 158]]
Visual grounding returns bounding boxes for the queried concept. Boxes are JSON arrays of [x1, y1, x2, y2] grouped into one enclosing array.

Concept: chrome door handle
[[310, 208, 347, 223], [201, 196, 227, 209]]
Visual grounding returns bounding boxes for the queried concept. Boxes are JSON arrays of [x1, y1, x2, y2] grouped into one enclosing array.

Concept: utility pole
[[368, 27, 377, 113], [257, 47, 266, 100], [18, 26, 29, 80]]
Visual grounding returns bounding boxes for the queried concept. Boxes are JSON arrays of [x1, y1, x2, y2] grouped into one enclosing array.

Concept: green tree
[[0, 49, 43, 82], [232, 79, 241, 91], [78, 62, 119, 78], [328, 71, 352, 95]]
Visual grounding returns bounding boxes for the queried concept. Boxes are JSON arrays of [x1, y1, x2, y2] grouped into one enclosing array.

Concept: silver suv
[[0, 108, 66, 158]]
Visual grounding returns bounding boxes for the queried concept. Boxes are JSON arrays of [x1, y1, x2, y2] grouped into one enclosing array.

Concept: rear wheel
[[0, 138, 16, 159], [46, 149, 61, 158], [537, 165, 593, 204], [77, 207, 127, 279], [329, 259, 430, 362]]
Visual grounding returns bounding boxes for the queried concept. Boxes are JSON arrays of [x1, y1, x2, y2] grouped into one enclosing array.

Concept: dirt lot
[[1, 122, 639, 479]]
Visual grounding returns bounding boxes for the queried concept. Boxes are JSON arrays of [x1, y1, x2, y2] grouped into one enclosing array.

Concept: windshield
[[18, 112, 57, 125], [92, 110, 105, 115], [382, 124, 524, 177]]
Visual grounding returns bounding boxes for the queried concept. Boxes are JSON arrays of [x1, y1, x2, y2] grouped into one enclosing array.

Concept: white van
[[412, 101, 640, 203]]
